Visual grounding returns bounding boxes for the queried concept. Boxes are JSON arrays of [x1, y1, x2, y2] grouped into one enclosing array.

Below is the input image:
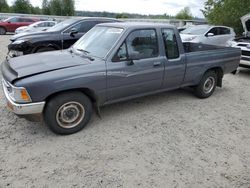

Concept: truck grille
[[242, 50, 250, 57]]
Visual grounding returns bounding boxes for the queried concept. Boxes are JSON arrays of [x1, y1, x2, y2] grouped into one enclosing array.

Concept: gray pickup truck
[[1, 22, 241, 134]]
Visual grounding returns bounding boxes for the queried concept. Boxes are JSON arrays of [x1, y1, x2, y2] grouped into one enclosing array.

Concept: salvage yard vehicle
[[180, 25, 236, 46], [15, 21, 57, 34], [0, 16, 39, 35], [8, 17, 121, 57], [1, 22, 241, 135], [227, 13, 250, 68]]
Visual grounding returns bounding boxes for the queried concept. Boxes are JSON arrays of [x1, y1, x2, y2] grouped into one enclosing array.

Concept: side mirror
[[33, 25, 38, 28], [207, 33, 214, 37], [70, 28, 78, 37], [128, 51, 140, 61]]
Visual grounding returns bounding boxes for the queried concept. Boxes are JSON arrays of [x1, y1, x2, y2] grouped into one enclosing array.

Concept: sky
[[7, 0, 206, 18]]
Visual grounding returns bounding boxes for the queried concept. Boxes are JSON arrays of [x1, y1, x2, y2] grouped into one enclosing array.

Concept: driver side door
[[106, 29, 165, 101]]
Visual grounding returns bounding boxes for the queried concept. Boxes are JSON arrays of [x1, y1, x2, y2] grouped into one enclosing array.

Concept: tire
[[0, 27, 6, 35], [194, 71, 218, 99], [44, 92, 93, 135], [36, 46, 56, 53]]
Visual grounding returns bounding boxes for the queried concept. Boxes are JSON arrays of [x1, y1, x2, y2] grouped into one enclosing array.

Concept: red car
[[0, 16, 39, 35]]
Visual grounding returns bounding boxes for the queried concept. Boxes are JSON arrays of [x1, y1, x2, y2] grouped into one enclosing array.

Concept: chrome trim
[[2, 79, 32, 103], [2, 79, 45, 115]]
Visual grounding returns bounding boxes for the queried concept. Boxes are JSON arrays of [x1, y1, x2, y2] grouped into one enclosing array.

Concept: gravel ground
[[0, 35, 250, 188]]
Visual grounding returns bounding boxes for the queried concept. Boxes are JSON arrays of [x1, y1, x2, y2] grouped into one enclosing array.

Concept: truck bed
[[182, 42, 241, 87]]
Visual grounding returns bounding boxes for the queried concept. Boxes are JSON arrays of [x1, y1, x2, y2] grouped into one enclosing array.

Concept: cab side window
[[219, 27, 230, 35], [207, 27, 219, 36], [162, 29, 179, 59], [113, 29, 158, 62], [80, 21, 97, 33], [127, 29, 158, 59], [113, 42, 128, 62]]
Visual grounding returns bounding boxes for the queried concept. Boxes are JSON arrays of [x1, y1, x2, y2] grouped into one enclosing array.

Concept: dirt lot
[[0, 35, 250, 188]]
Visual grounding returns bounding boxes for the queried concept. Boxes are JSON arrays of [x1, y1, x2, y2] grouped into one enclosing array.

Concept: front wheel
[[194, 71, 218, 99], [44, 92, 93, 135]]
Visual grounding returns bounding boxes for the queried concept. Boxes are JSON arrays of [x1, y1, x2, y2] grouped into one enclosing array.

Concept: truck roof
[[98, 22, 177, 30]]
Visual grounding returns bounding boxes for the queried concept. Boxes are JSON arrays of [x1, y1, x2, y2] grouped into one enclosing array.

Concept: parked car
[[1, 22, 241, 134], [15, 21, 57, 34], [0, 16, 39, 35], [8, 17, 121, 57], [227, 13, 250, 68], [180, 25, 236, 46]]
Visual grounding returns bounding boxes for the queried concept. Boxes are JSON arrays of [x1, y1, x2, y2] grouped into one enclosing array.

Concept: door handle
[[153, 62, 162, 67]]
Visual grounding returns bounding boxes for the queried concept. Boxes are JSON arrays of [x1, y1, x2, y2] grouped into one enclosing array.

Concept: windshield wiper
[[76, 48, 94, 61], [77, 48, 90, 54]]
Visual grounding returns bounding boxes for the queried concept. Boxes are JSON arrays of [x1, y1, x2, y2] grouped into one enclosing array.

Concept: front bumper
[[2, 79, 45, 115], [240, 57, 250, 68]]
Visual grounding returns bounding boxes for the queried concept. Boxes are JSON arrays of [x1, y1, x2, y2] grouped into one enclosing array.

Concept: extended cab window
[[162, 29, 179, 59], [113, 29, 158, 61]]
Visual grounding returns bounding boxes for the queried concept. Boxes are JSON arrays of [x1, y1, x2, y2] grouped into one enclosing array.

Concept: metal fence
[[0, 12, 207, 27]]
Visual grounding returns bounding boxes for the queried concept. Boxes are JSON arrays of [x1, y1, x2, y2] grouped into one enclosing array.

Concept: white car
[[228, 14, 250, 67], [180, 25, 236, 46], [15, 21, 56, 34]]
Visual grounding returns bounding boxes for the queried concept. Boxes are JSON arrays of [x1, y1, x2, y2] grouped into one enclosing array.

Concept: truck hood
[[10, 30, 56, 41], [241, 13, 250, 37], [6, 50, 90, 81]]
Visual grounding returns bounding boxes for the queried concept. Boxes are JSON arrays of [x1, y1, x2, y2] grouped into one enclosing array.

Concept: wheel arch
[[205, 66, 224, 87], [44, 88, 99, 106]]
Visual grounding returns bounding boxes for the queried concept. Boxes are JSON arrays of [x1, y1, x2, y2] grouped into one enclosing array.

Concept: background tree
[[175, 7, 193, 20], [42, 0, 51, 15], [0, 0, 10, 12], [116, 13, 129, 19], [49, 0, 62, 15], [202, 0, 250, 35], [62, 0, 75, 16], [12, 0, 32, 14]]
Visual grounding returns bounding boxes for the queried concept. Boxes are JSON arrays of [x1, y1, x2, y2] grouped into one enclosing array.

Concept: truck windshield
[[47, 19, 76, 32], [181, 25, 211, 35], [73, 26, 123, 59]]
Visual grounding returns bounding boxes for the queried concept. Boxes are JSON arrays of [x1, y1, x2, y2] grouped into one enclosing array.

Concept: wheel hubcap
[[203, 77, 215, 94], [56, 102, 85, 129]]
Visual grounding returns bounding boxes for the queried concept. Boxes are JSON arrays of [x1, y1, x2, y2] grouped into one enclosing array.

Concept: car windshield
[[47, 19, 76, 32], [73, 26, 124, 59], [181, 25, 211, 35]]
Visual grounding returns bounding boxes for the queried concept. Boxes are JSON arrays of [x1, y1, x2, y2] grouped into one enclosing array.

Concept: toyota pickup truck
[[1, 23, 241, 135]]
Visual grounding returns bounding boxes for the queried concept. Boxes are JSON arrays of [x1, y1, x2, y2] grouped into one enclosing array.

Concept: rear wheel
[[0, 27, 6, 35], [36, 46, 56, 53], [194, 71, 218, 99], [44, 92, 93, 135]]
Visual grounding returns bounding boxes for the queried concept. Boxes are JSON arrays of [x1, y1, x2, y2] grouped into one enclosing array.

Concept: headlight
[[226, 40, 237, 47], [10, 87, 31, 103], [183, 36, 197, 42], [12, 39, 27, 45], [3, 80, 32, 103]]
